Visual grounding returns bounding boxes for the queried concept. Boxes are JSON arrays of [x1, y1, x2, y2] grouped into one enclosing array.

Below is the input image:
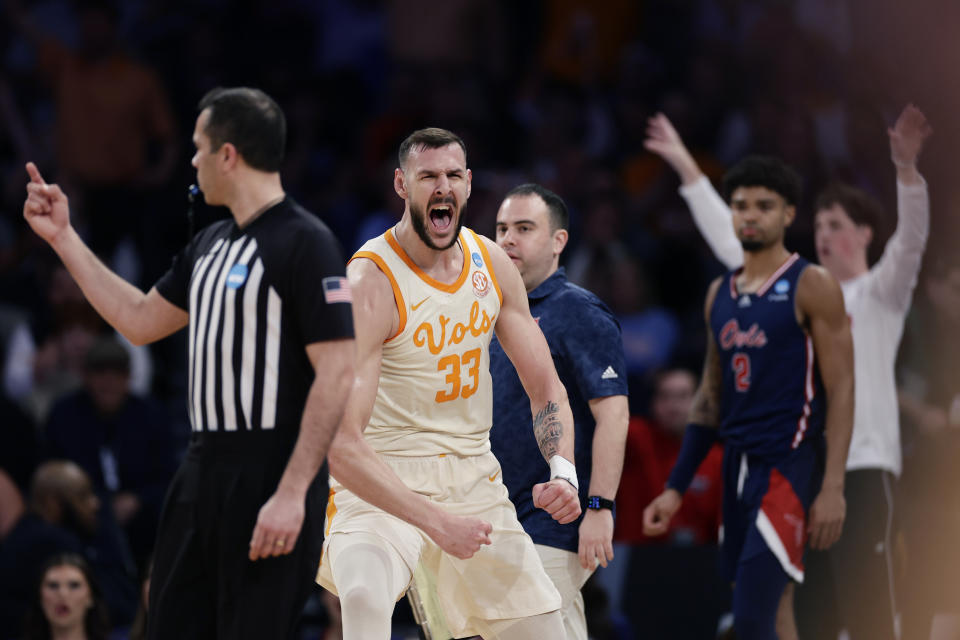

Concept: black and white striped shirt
[[155, 198, 353, 437]]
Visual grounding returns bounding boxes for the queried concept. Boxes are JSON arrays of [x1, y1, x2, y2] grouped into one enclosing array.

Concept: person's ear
[[394, 168, 407, 200], [553, 228, 568, 258], [219, 143, 239, 172], [783, 205, 796, 228]]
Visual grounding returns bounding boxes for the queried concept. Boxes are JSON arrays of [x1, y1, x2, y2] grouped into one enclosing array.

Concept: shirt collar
[[528, 267, 567, 301]]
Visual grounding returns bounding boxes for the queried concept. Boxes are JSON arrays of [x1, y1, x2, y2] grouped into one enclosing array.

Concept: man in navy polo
[[490, 183, 629, 640]]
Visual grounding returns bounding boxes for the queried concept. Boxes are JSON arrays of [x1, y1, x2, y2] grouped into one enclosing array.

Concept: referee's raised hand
[[248, 486, 305, 561], [23, 162, 72, 247]]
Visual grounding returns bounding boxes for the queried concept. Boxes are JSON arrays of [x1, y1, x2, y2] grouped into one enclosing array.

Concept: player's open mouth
[[429, 205, 453, 232]]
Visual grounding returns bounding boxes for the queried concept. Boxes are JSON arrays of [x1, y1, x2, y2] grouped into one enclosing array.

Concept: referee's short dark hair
[[503, 183, 569, 232], [198, 87, 286, 173], [398, 128, 467, 170], [722, 155, 803, 207]]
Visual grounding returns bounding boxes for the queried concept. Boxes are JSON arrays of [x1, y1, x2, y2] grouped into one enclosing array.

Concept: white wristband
[[548, 455, 579, 491]]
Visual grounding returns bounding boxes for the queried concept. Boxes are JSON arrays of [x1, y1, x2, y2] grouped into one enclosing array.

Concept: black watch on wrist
[[586, 496, 614, 511]]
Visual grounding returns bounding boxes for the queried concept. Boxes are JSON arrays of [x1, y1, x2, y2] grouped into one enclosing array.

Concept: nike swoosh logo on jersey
[[412, 296, 430, 310], [488, 470, 500, 482]]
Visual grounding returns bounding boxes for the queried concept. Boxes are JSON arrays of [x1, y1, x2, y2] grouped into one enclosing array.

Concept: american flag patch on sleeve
[[322, 277, 352, 304]]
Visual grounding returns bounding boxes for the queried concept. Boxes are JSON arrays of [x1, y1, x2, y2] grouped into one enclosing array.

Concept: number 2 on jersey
[[732, 352, 751, 392], [436, 348, 481, 402]]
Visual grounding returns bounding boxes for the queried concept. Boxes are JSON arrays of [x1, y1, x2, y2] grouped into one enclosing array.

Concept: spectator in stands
[[0, 461, 136, 633], [21, 552, 111, 640], [615, 368, 722, 546], [44, 335, 179, 567], [594, 367, 722, 626]]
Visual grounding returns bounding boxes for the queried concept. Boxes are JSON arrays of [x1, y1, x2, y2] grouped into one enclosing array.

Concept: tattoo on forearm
[[533, 401, 562, 459]]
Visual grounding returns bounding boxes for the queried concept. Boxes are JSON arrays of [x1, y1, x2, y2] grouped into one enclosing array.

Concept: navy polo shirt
[[489, 267, 628, 552]]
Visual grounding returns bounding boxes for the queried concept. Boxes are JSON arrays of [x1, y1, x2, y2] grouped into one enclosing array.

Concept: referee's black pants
[[147, 433, 326, 640]]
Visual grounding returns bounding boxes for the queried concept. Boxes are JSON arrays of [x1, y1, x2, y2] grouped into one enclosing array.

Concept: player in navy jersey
[[23, 87, 355, 639], [643, 156, 854, 639]]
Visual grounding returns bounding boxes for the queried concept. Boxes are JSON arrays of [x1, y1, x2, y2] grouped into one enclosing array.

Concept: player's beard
[[410, 199, 466, 251], [739, 228, 777, 253]]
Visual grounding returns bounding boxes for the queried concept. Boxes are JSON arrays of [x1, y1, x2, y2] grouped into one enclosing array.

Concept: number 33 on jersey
[[351, 227, 502, 457]]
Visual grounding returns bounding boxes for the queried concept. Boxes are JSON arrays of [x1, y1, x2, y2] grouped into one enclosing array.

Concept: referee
[[23, 87, 355, 639]]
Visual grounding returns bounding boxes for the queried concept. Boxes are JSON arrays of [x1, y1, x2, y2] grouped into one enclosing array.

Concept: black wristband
[[586, 496, 614, 511]]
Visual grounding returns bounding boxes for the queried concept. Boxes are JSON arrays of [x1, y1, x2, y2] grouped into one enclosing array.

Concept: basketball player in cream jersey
[[316, 128, 581, 640]]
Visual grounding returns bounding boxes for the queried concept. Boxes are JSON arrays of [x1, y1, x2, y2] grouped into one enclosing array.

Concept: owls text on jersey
[[710, 253, 826, 458], [350, 227, 502, 457]]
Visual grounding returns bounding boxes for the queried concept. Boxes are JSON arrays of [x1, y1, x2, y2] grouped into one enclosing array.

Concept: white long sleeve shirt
[[679, 176, 929, 476]]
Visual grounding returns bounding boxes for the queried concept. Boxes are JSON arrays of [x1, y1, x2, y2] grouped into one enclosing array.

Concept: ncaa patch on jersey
[[472, 252, 483, 268], [226, 264, 248, 289], [322, 277, 352, 304], [774, 279, 790, 294], [472, 271, 490, 298]]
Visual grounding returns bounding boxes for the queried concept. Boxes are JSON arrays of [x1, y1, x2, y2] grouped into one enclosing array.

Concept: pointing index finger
[[25, 162, 46, 185]]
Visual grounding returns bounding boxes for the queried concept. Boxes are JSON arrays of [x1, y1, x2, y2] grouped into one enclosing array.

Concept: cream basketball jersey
[[351, 227, 502, 457]]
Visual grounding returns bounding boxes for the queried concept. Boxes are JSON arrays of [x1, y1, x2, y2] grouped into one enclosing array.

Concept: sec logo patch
[[472, 271, 490, 298]]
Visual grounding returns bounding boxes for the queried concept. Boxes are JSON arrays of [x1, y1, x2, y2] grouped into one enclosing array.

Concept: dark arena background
[[1, 1, 958, 638]]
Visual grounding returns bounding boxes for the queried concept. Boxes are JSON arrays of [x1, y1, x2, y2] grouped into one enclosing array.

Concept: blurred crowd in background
[[0, 0, 958, 638]]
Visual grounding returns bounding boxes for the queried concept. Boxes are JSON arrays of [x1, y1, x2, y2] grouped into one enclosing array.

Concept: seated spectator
[[593, 367, 723, 628], [615, 368, 722, 545], [19, 265, 106, 424], [21, 552, 110, 640], [597, 367, 728, 640], [10, 265, 154, 423], [0, 461, 137, 633], [44, 336, 179, 566]]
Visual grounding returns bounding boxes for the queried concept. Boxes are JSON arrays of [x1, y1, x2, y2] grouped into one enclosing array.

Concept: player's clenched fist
[[642, 489, 682, 537], [532, 478, 581, 524], [432, 512, 493, 559]]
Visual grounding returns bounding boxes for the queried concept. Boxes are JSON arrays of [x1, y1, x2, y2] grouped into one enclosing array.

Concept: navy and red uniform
[[711, 253, 826, 630]]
